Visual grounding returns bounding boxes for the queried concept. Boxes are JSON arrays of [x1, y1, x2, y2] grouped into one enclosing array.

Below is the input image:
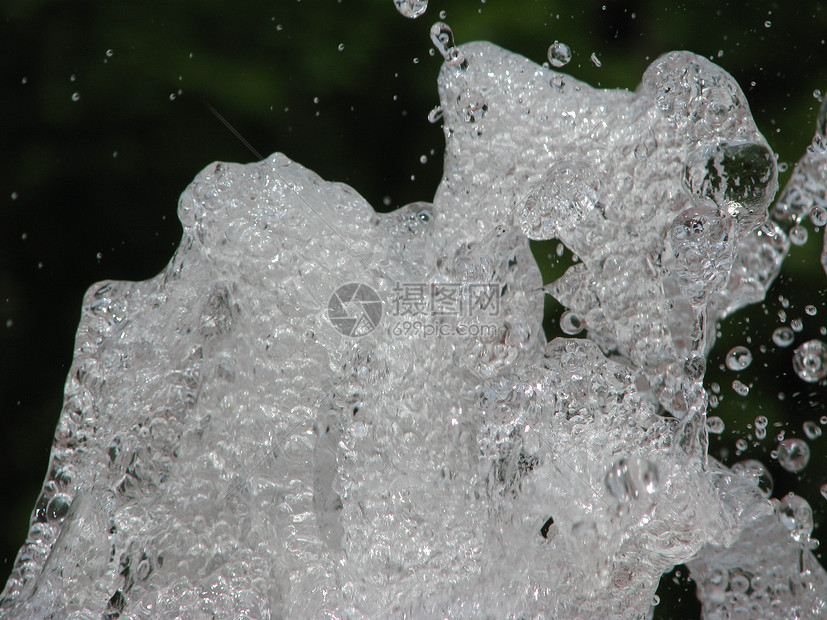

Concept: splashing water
[[1, 37, 825, 620]]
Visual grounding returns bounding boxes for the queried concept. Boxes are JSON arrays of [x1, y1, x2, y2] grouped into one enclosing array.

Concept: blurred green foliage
[[1, 1, 826, 616]]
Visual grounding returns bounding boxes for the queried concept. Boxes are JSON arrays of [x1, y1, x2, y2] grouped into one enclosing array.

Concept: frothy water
[[1, 38, 825, 619]]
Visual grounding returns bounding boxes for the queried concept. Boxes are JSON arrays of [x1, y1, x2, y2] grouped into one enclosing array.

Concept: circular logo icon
[[327, 283, 383, 337]]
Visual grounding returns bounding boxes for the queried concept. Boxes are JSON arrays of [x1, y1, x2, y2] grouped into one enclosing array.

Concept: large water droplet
[[776, 493, 814, 544], [772, 326, 794, 347], [393, 0, 428, 19], [776, 438, 811, 473], [725, 345, 753, 371], [792, 339, 827, 382], [547, 41, 571, 68]]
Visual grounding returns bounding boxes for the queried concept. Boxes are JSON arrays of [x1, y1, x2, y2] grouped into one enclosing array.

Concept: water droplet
[[764, 20, 772, 28], [776, 438, 810, 472], [338, 43, 345, 51], [393, 0, 428, 19], [430, 22, 466, 69], [427, 105, 443, 123], [803, 420, 822, 440], [10, 191, 18, 200], [732, 379, 749, 396], [755, 415, 768, 429], [604, 457, 659, 503], [792, 339, 827, 382], [810, 206, 827, 226], [725, 345, 753, 371], [560, 311, 583, 335], [547, 41, 572, 68], [590, 52, 602, 67], [776, 493, 813, 543], [789, 224, 808, 246], [772, 326, 794, 347], [706, 416, 725, 434], [71, 92, 80, 102], [735, 438, 748, 452], [105, 48, 114, 57], [805, 305, 818, 316], [456, 89, 487, 123], [21, 76, 27, 84], [755, 426, 767, 440]]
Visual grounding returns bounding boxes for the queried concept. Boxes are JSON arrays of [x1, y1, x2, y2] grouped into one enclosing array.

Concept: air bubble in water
[[731, 459, 773, 497], [456, 89, 487, 123], [772, 326, 794, 347], [803, 420, 822, 440], [47, 494, 71, 520], [776, 438, 810, 472], [725, 345, 753, 371], [706, 416, 725, 434], [792, 339, 827, 382], [559, 311, 583, 335], [547, 41, 572, 68], [394, 0, 428, 19]]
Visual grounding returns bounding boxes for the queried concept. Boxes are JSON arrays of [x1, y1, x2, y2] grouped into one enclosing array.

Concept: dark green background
[[2, 1, 826, 616]]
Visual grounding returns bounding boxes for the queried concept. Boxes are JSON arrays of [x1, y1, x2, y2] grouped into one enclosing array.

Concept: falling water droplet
[[393, 0, 428, 19], [71, 92, 80, 102], [726, 345, 753, 371], [430, 22, 466, 69], [590, 52, 602, 67], [772, 326, 794, 347], [732, 379, 749, 396], [789, 224, 808, 246], [792, 339, 827, 382], [776, 438, 810, 472], [547, 41, 572, 68], [803, 420, 822, 440], [706, 416, 725, 434]]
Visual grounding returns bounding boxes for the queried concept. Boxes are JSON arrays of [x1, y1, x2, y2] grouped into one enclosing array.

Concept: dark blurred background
[[1, 0, 826, 616]]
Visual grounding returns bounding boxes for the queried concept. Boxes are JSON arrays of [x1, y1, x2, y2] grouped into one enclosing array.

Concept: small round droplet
[[725, 345, 753, 371], [792, 339, 827, 382], [764, 20, 771, 28], [560, 311, 583, 335], [105, 48, 114, 57], [590, 52, 602, 67], [706, 416, 725, 434], [776, 438, 810, 472], [791, 318, 803, 332], [338, 43, 345, 51], [733, 460, 774, 498], [71, 92, 80, 102], [732, 379, 749, 396], [393, 0, 428, 19], [803, 420, 822, 440], [789, 224, 808, 246], [735, 438, 748, 452], [810, 206, 827, 227], [772, 326, 794, 347], [547, 41, 572, 68]]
